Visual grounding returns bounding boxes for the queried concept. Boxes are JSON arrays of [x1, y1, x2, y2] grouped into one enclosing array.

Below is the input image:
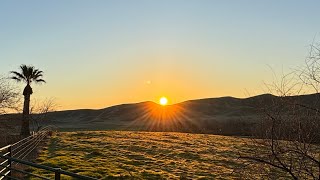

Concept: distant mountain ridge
[[1, 93, 320, 135]]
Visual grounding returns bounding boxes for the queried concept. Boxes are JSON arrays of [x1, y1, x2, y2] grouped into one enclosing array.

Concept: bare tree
[[238, 44, 320, 179], [298, 41, 320, 93], [0, 76, 20, 114], [29, 98, 57, 132]]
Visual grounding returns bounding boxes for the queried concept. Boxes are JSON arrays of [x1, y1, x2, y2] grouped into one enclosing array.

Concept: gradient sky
[[1, 0, 320, 110]]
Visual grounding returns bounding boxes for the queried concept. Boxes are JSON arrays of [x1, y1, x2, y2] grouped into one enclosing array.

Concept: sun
[[159, 97, 168, 106]]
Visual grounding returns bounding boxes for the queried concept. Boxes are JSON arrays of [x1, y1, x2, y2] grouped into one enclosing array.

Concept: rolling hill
[[1, 93, 320, 135]]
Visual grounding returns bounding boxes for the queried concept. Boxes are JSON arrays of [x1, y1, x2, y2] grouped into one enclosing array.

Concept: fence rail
[[0, 126, 98, 180]]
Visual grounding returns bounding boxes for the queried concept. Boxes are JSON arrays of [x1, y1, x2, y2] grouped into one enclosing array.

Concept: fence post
[[55, 168, 61, 180], [8, 145, 12, 178]]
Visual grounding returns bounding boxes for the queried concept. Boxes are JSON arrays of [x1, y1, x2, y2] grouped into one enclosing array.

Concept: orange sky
[[1, 1, 317, 110]]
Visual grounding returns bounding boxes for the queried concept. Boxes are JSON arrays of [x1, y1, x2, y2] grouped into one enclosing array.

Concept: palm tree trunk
[[21, 94, 31, 137]]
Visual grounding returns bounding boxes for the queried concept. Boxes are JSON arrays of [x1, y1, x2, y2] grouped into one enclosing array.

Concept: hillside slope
[[2, 93, 320, 135]]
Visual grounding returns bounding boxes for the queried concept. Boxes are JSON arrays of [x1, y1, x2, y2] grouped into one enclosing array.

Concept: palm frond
[[35, 70, 43, 77], [32, 69, 43, 79], [10, 77, 21, 82], [27, 66, 34, 79], [35, 79, 46, 84], [20, 65, 30, 78], [10, 71, 26, 81], [12, 64, 46, 85]]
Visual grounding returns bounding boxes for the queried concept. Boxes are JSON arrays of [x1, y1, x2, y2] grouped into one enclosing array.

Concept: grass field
[[32, 131, 258, 179]]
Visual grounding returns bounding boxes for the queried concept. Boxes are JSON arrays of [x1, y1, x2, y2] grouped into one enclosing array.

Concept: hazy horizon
[[1, 0, 320, 110]]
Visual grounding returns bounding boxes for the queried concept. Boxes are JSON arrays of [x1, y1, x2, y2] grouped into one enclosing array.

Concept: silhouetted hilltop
[[1, 93, 320, 135]]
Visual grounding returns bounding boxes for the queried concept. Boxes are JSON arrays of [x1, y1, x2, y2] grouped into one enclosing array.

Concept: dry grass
[[31, 131, 260, 179]]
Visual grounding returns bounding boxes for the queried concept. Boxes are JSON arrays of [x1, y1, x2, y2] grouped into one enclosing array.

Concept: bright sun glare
[[159, 97, 168, 106]]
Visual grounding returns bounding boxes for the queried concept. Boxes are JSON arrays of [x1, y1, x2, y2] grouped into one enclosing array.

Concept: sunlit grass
[[31, 131, 262, 179]]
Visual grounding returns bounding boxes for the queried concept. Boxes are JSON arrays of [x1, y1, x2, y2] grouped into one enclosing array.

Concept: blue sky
[[1, 1, 320, 110]]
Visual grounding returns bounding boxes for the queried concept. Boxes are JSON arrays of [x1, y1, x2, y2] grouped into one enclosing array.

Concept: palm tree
[[10, 65, 45, 137]]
